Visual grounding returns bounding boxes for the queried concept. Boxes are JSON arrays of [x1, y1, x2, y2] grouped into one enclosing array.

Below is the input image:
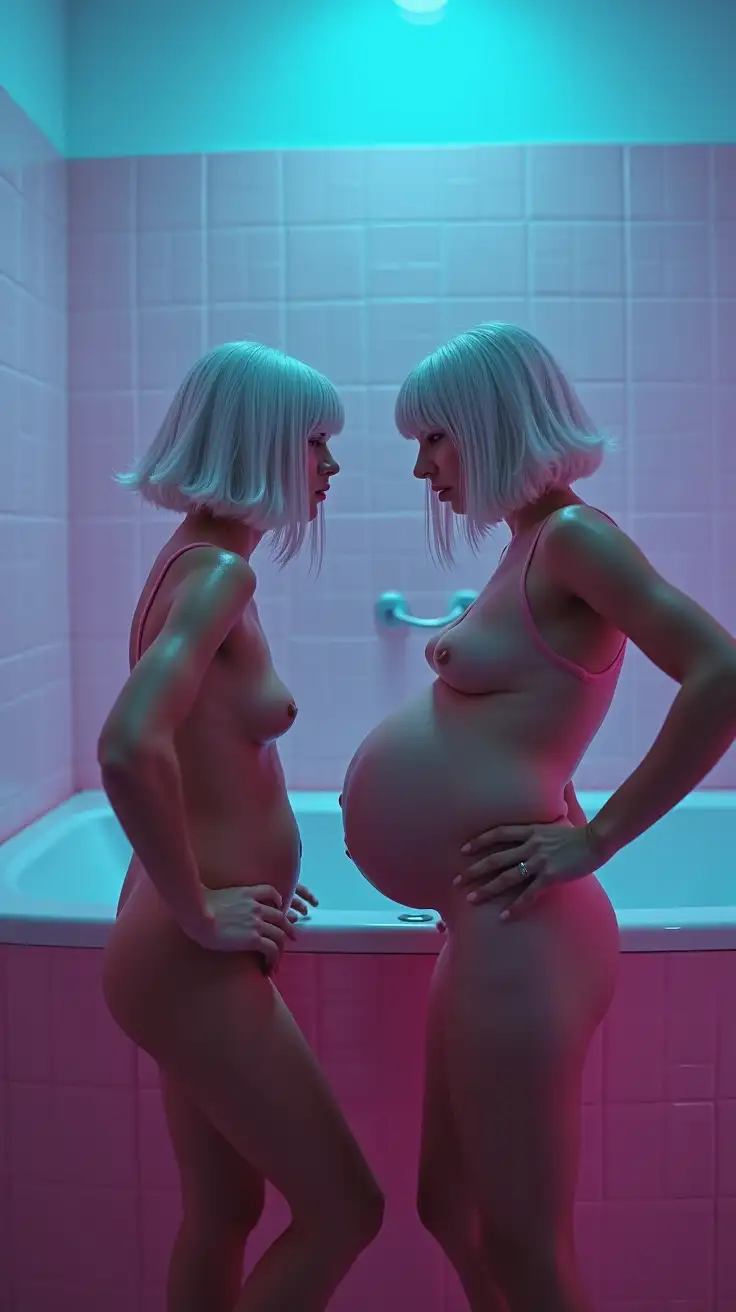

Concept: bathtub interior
[[2, 788, 735, 920]]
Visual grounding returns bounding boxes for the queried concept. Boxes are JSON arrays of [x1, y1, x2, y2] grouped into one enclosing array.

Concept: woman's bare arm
[[546, 507, 736, 862], [98, 548, 256, 936]]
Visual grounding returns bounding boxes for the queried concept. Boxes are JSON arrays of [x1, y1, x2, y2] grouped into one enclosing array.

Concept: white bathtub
[[0, 788, 733, 951]]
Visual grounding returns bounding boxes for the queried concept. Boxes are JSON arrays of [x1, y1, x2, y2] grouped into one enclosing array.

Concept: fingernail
[[453, 875, 462, 885], [460, 843, 471, 854], [468, 891, 479, 902]]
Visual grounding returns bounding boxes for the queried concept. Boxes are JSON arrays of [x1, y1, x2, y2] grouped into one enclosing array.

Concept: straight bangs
[[116, 342, 344, 566], [395, 346, 489, 568], [396, 323, 615, 567]]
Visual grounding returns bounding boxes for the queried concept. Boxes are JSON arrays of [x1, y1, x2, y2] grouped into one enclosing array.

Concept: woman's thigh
[[103, 888, 384, 1225], [440, 877, 619, 1238]]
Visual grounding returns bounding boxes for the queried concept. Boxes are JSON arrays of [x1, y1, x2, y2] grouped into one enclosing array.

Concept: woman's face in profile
[[412, 430, 465, 514], [307, 430, 340, 521]]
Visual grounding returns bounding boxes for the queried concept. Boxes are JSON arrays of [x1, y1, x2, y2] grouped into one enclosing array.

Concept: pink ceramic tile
[[50, 948, 137, 1086], [0, 175, 23, 281], [0, 951, 6, 1082], [0, 1172, 10, 1268], [714, 389, 736, 519], [69, 307, 133, 391], [631, 431, 714, 515], [68, 229, 133, 311], [716, 301, 736, 383], [444, 222, 527, 297], [286, 225, 363, 301], [575, 1201, 603, 1305], [602, 1200, 713, 1301], [9, 1082, 137, 1187], [208, 226, 282, 303], [604, 1103, 664, 1198], [68, 394, 137, 520], [629, 383, 713, 509], [531, 223, 624, 297], [630, 224, 710, 299], [529, 146, 624, 220], [11, 1182, 139, 1286], [138, 1088, 178, 1191], [439, 145, 525, 221], [207, 151, 282, 227], [664, 1102, 715, 1198], [286, 300, 365, 384], [717, 1199, 736, 1298], [632, 300, 711, 383], [719, 1101, 736, 1196], [68, 158, 135, 232], [136, 155, 204, 230], [283, 150, 366, 225], [665, 954, 719, 1068], [630, 514, 715, 606], [365, 149, 443, 222], [441, 296, 530, 343], [366, 299, 442, 384], [628, 146, 711, 221], [579, 1103, 603, 1201], [138, 229, 205, 306], [714, 147, 736, 220], [366, 224, 441, 299], [206, 300, 282, 351], [136, 305, 204, 390], [70, 520, 140, 640], [6, 947, 54, 1081], [140, 1189, 180, 1289], [0, 263, 23, 368], [333, 1220, 446, 1312], [604, 955, 667, 1102], [531, 298, 626, 382], [13, 1284, 136, 1312]]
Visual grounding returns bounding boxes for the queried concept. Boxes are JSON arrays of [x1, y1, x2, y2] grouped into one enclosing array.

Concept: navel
[[435, 648, 450, 665]]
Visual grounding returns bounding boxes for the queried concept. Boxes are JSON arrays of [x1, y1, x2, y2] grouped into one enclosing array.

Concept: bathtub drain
[[397, 912, 435, 923]]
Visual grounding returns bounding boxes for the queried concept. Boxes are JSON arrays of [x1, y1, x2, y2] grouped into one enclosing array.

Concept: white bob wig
[[116, 341, 344, 565], [395, 322, 616, 566]]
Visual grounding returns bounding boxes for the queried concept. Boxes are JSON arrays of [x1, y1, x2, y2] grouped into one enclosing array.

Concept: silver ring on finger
[[518, 860, 530, 878]]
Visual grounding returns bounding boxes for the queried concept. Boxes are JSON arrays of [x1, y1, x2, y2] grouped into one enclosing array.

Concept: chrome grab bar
[[375, 590, 478, 629]]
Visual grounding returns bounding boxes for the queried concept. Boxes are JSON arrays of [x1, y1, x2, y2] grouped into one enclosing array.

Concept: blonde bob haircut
[[116, 341, 344, 565], [395, 322, 615, 566]]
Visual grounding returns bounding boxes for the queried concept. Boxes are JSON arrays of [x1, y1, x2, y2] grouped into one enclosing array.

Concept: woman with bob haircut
[[99, 341, 384, 1312], [342, 322, 736, 1311]]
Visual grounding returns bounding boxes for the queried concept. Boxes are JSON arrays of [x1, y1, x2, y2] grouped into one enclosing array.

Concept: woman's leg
[[161, 1074, 267, 1312], [103, 903, 384, 1312], [443, 878, 619, 1312], [416, 942, 508, 1312]]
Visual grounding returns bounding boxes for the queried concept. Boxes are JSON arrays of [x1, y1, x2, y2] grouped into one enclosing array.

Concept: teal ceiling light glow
[[393, 0, 447, 24]]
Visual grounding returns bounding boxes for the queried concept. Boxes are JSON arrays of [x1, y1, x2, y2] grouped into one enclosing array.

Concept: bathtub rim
[[0, 789, 735, 953]]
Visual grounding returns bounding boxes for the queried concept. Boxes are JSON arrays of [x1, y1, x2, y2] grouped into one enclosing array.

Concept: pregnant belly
[[342, 689, 565, 914]]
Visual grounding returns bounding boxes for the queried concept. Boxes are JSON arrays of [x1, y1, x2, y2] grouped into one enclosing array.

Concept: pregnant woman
[[99, 342, 384, 1312], [342, 323, 736, 1311]]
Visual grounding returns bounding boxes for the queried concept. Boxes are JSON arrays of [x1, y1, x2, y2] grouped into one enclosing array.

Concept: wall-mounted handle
[[375, 590, 478, 629]]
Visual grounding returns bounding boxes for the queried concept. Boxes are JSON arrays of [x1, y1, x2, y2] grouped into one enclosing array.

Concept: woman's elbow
[[97, 720, 149, 775]]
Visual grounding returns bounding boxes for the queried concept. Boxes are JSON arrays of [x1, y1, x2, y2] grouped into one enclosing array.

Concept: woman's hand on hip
[[454, 821, 602, 921], [186, 884, 298, 968], [289, 883, 318, 918]]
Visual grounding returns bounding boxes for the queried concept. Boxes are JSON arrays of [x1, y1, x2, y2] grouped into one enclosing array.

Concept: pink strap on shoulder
[[520, 508, 626, 681], [132, 542, 214, 666]]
